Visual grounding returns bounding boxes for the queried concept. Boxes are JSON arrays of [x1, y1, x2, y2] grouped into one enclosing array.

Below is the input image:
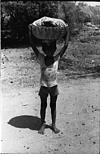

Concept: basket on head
[[29, 16, 68, 40]]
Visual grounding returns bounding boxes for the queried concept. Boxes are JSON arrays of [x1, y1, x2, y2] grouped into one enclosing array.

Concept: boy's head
[[42, 40, 56, 56]]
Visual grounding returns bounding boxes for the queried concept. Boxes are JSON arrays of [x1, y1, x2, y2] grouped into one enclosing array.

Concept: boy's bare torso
[[37, 53, 60, 87]]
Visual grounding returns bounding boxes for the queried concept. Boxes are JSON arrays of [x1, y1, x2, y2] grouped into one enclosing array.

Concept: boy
[[29, 26, 69, 134]]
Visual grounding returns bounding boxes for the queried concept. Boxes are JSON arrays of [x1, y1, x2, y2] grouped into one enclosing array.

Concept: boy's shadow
[[8, 115, 51, 131]]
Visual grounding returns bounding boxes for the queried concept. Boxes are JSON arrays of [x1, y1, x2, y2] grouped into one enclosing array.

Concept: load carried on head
[[29, 16, 68, 40]]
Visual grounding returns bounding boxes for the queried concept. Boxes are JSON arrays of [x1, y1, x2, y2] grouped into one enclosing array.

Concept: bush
[[1, 1, 58, 48]]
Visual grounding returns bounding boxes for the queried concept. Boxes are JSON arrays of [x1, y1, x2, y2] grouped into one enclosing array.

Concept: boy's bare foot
[[51, 125, 60, 134], [38, 123, 46, 135]]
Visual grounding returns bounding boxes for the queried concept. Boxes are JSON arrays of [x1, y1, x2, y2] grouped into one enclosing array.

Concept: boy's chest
[[41, 67, 57, 82], [41, 61, 59, 81]]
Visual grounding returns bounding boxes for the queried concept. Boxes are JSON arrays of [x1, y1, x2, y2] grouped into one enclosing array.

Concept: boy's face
[[42, 40, 56, 56], [45, 55, 54, 66], [44, 50, 53, 56]]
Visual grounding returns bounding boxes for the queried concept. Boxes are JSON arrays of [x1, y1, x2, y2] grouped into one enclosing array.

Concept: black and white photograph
[[1, 1, 100, 153]]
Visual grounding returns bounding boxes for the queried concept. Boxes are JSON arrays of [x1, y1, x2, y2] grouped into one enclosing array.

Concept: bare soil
[[1, 46, 100, 154]]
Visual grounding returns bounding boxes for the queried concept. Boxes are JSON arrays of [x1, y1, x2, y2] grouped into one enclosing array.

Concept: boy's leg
[[40, 96, 47, 124], [50, 95, 60, 134], [38, 95, 47, 134]]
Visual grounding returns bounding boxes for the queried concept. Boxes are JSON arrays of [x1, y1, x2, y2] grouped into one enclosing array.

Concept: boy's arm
[[55, 27, 69, 59], [29, 24, 39, 57]]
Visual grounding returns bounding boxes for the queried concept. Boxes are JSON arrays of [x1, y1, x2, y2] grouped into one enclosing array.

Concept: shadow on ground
[[8, 115, 42, 130]]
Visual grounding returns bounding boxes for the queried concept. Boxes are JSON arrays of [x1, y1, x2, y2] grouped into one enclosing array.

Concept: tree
[[37, 1, 58, 18], [1, 1, 59, 47], [58, 1, 77, 35]]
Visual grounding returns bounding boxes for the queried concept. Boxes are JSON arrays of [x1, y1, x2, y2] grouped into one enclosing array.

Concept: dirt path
[[1, 48, 100, 154], [1, 77, 100, 154]]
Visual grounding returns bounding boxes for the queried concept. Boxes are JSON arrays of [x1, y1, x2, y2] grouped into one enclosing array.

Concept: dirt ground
[[1, 47, 100, 154]]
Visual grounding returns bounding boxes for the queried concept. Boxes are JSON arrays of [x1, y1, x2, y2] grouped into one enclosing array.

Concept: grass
[[58, 27, 100, 75]]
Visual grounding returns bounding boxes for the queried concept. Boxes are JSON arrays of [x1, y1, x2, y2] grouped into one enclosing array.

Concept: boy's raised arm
[[55, 27, 69, 59], [29, 24, 39, 57]]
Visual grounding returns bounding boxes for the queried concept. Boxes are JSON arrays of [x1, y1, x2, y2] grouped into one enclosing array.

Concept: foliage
[[1, 1, 58, 48], [58, 2, 76, 33], [57, 1, 93, 37], [1, 1, 100, 48], [90, 5, 100, 25]]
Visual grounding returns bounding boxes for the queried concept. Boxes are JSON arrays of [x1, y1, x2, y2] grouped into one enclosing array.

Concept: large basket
[[29, 17, 68, 40]]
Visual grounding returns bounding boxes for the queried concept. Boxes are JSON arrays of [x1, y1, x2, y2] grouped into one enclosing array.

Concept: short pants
[[38, 85, 59, 97]]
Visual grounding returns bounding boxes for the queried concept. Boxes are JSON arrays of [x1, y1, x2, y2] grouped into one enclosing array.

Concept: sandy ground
[[1, 48, 100, 154]]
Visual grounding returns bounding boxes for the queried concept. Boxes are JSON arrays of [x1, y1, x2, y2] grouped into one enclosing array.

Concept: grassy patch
[[59, 28, 100, 75]]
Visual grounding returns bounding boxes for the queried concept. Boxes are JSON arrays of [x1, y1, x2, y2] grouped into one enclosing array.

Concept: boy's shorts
[[38, 85, 59, 97]]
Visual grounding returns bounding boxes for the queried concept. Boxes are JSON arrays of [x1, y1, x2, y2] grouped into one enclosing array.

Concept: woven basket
[[29, 17, 68, 40]]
